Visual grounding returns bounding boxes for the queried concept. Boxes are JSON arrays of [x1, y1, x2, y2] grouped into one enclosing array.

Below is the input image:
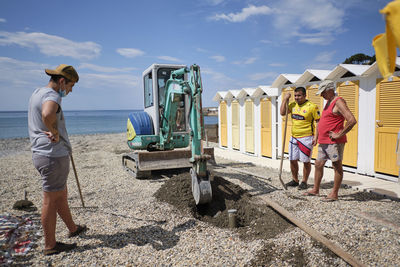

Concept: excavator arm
[[160, 65, 212, 204]]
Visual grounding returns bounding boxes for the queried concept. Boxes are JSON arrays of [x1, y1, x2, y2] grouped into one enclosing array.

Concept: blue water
[[0, 110, 218, 139]]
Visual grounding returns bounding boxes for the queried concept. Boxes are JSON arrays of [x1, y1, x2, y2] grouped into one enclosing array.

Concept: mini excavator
[[122, 64, 214, 205]]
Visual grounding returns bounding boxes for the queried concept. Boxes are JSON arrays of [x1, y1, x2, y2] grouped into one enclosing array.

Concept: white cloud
[[79, 73, 140, 89], [249, 72, 278, 81], [295, 31, 335, 45], [196, 47, 209, 53], [206, 0, 224, 5], [260, 40, 273, 44], [210, 55, 225, 62], [306, 51, 337, 69], [314, 51, 336, 63], [0, 31, 101, 60], [244, 57, 257, 64], [0, 57, 45, 87], [269, 63, 285, 67], [233, 57, 257, 65], [157, 56, 182, 63], [79, 63, 136, 73], [210, 5, 273, 22], [116, 48, 145, 58], [272, 0, 345, 45], [0, 18, 6, 23]]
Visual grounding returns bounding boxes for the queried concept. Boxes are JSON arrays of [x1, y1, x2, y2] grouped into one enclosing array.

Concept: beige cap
[[45, 64, 79, 83], [316, 80, 334, 95]]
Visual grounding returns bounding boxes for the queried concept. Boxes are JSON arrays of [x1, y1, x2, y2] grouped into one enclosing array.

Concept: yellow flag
[[373, 33, 394, 78], [373, 0, 400, 78], [381, 0, 400, 47]]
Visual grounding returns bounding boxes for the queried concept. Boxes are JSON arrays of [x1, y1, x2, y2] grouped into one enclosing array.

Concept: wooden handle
[[70, 154, 85, 207], [278, 104, 289, 190]]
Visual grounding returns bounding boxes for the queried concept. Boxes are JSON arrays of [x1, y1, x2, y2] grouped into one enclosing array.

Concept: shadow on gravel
[[340, 191, 395, 202], [211, 164, 280, 197], [79, 219, 196, 251]]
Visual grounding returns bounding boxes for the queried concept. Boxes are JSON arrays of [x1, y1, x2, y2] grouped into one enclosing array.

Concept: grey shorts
[[32, 153, 69, 192], [317, 143, 345, 162]]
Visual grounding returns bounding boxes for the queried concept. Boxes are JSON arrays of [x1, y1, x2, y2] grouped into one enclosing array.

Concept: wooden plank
[[264, 197, 366, 267]]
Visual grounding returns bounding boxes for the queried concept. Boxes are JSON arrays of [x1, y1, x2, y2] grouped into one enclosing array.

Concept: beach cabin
[[241, 88, 257, 154], [363, 58, 400, 178], [254, 86, 279, 159], [229, 90, 244, 151], [213, 92, 230, 148]]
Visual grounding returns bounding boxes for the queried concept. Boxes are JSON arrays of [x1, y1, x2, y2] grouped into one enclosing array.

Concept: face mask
[[58, 81, 67, 98]]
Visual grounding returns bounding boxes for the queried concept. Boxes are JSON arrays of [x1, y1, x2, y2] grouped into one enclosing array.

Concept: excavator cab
[[122, 64, 214, 205]]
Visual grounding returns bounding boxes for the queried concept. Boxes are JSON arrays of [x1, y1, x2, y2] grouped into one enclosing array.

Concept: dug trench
[[154, 171, 335, 266]]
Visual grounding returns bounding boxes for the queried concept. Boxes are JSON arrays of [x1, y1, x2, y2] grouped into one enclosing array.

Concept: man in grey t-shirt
[[28, 64, 87, 255]]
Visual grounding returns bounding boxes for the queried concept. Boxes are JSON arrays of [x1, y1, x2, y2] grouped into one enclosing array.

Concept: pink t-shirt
[[318, 97, 347, 144]]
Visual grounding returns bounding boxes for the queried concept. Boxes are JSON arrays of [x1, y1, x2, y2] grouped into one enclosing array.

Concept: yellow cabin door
[[245, 100, 254, 153], [336, 81, 359, 167], [232, 101, 240, 150], [375, 76, 400, 176], [307, 84, 324, 159], [261, 98, 272, 157], [220, 101, 227, 147], [282, 88, 294, 153]]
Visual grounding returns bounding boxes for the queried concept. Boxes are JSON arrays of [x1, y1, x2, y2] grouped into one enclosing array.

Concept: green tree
[[343, 53, 376, 65]]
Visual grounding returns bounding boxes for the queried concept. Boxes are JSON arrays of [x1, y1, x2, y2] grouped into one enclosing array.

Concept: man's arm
[[280, 93, 291, 116], [42, 100, 59, 142], [330, 98, 357, 140], [313, 119, 319, 146]]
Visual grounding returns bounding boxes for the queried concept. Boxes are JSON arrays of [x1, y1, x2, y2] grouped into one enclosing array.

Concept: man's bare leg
[[290, 160, 299, 182], [302, 162, 311, 183], [306, 159, 326, 195], [56, 187, 77, 233], [326, 160, 343, 200], [42, 190, 63, 249]]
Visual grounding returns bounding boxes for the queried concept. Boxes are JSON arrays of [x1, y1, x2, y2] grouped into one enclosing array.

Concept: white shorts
[[289, 136, 313, 163]]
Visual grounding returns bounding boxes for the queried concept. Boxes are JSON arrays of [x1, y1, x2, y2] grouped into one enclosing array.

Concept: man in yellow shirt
[[280, 87, 320, 189]]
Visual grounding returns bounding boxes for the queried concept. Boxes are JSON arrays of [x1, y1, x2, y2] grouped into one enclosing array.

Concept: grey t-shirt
[[28, 87, 72, 157]]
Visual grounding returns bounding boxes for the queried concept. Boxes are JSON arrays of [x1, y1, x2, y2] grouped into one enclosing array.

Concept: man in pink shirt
[[305, 80, 357, 201]]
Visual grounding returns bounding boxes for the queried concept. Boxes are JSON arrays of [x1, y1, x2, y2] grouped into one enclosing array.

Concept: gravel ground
[[1, 133, 400, 266]]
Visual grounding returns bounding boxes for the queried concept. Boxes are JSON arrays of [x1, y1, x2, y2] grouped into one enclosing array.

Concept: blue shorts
[[32, 154, 69, 192]]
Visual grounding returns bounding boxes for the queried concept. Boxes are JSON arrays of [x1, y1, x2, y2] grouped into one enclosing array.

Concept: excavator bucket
[[122, 147, 215, 179]]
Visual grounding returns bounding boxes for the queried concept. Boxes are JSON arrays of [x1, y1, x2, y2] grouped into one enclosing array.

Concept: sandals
[[44, 242, 77, 256], [68, 224, 88, 238]]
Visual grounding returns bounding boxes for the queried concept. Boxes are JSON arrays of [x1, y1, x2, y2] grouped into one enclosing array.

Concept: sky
[[0, 0, 392, 111]]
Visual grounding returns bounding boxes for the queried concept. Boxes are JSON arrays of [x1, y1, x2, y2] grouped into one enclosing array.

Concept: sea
[[0, 110, 218, 139]]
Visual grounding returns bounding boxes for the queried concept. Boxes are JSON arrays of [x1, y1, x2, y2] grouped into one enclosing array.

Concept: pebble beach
[[1, 132, 400, 266]]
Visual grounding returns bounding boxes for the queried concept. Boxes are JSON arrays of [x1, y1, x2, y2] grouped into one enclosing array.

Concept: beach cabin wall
[[231, 100, 240, 150], [228, 90, 245, 152], [256, 86, 279, 159], [241, 88, 257, 154], [213, 92, 231, 148]]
